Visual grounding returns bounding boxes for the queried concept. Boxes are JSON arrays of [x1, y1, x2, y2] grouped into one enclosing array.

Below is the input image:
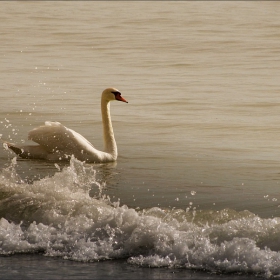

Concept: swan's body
[[5, 88, 128, 163]]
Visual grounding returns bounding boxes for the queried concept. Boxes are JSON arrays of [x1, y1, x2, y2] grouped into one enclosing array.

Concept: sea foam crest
[[1, 157, 280, 278]]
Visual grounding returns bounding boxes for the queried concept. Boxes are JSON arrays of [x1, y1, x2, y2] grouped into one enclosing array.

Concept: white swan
[[5, 88, 128, 163]]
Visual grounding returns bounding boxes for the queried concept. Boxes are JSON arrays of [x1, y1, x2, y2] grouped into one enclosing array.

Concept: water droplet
[[12, 157, 17, 165], [54, 163, 60, 171]]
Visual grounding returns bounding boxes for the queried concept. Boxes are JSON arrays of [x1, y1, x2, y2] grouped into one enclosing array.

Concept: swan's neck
[[101, 98, 117, 159]]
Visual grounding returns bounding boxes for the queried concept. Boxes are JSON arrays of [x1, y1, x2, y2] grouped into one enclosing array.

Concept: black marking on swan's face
[[111, 90, 121, 96], [111, 90, 128, 103]]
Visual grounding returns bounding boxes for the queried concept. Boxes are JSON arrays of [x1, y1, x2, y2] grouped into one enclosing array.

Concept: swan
[[4, 87, 128, 163]]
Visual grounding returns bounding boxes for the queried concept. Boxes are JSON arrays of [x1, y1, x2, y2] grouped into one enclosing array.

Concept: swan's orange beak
[[115, 93, 128, 103]]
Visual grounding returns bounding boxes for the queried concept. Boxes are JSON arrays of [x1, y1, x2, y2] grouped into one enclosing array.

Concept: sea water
[[1, 157, 279, 279], [1, 1, 280, 279]]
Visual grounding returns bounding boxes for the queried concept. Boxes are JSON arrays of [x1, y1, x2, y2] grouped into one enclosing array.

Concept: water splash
[[1, 157, 280, 278]]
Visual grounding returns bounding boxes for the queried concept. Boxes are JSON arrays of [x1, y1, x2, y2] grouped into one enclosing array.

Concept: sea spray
[[1, 158, 280, 277]]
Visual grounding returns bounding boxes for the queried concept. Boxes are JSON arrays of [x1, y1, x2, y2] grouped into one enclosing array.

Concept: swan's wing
[[28, 121, 98, 157]]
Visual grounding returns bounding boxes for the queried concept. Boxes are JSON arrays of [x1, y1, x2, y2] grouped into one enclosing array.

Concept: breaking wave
[[1, 157, 280, 278]]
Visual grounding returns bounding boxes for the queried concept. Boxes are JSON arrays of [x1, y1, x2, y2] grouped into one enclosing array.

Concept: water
[[1, 1, 280, 279]]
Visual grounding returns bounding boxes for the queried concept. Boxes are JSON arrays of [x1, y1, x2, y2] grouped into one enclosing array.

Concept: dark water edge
[[0, 254, 265, 280]]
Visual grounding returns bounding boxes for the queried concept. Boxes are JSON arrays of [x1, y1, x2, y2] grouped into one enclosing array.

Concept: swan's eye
[[111, 91, 121, 96]]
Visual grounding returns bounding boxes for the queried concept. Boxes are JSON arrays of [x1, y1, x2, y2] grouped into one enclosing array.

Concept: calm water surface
[[1, 2, 280, 279]]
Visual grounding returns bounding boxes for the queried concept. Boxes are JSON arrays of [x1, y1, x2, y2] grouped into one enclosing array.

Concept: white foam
[[1, 157, 280, 278]]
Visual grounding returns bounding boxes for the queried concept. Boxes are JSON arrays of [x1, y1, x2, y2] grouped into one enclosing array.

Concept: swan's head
[[102, 88, 128, 103]]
